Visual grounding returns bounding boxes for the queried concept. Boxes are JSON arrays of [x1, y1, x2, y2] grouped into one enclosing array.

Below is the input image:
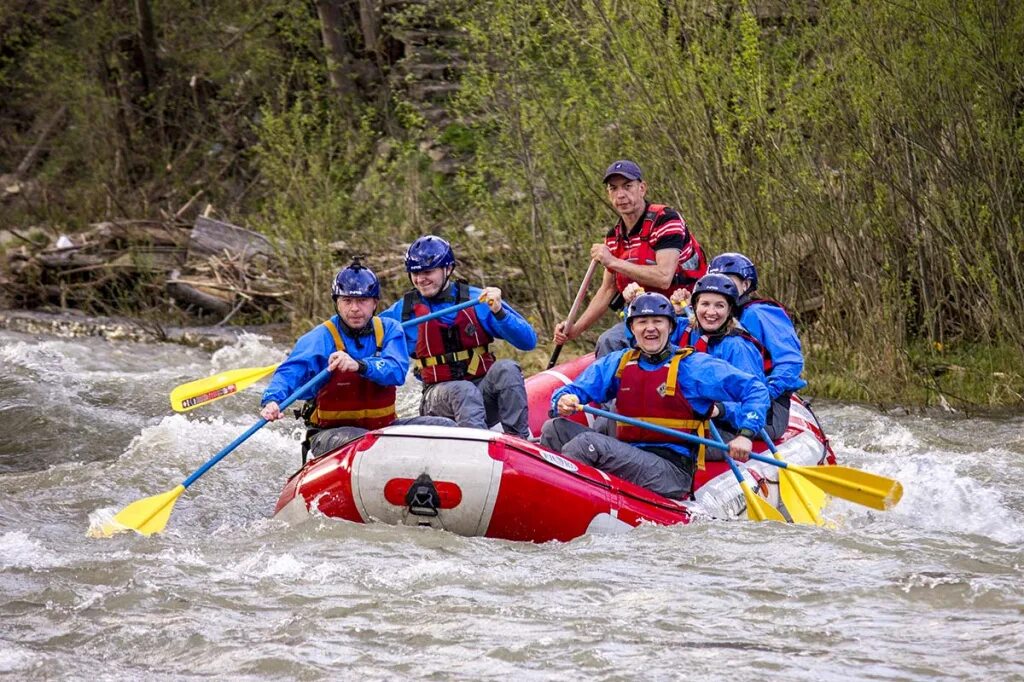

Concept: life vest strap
[[320, 316, 385, 353], [413, 346, 490, 369], [312, 404, 396, 423]]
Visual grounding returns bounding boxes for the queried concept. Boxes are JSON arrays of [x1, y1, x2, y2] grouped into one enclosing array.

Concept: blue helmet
[[692, 273, 740, 312], [626, 292, 677, 332], [405, 235, 456, 273], [708, 252, 758, 291], [332, 260, 380, 299]]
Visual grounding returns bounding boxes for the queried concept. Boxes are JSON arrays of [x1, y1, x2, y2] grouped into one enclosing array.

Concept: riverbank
[[3, 305, 1021, 414], [0, 308, 292, 352]]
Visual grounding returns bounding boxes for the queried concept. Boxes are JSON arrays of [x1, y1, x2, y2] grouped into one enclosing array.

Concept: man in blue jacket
[[540, 292, 769, 499], [381, 235, 538, 438], [708, 252, 806, 439], [260, 260, 453, 460]]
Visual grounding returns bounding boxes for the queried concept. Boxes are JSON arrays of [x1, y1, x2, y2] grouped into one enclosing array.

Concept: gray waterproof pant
[[308, 415, 457, 459], [540, 417, 693, 499], [596, 321, 629, 358], [419, 359, 530, 439]]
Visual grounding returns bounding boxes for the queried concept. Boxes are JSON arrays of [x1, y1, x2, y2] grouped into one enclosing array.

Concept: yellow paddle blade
[[789, 464, 903, 511], [740, 481, 787, 523], [778, 466, 827, 526], [93, 485, 187, 537], [169, 364, 279, 412]]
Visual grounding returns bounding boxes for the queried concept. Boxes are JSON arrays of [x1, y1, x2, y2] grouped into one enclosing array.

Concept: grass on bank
[[503, 330, 1024, 413]]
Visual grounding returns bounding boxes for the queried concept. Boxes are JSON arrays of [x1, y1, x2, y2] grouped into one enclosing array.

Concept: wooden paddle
[[548, 259, 598, 369], [579, 405, 901, 512], [168, 296, 485, 412]]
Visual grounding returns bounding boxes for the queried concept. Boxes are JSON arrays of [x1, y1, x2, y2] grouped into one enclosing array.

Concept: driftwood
[[189, 215, 273, 259], [1, 215, 288, 322]]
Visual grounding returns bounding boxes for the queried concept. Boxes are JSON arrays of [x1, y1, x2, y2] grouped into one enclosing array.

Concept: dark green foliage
[[1, 0, 1021, 406]]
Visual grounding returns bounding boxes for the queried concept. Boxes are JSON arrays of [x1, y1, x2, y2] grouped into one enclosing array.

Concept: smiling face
[[605, 175, 647, 223], [694, 293, 732, 332], [629, 315, 672, 355], [336, 296, 377, 329], [410, 266, 452, 298]]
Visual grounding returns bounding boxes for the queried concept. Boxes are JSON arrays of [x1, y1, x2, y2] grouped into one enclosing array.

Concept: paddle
[[761, 427, 826, 525], [746, 452, 903, 511], [170, 364, 280, 412], [94, 367, 331, 538], [168, 296, 484, 412], [708, 421, 786, 523], [579, 405, 901, 511], [548, 259, 598, 369], [99, 297, 488, 538]]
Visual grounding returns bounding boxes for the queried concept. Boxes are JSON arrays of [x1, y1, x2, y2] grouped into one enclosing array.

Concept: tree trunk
[[134, 0, 160, 92], [316, 0, 359, 100]]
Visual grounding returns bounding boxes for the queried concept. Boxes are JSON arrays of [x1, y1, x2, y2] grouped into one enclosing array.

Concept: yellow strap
[[314, 404, 396, 421], [322, 319, 346, 352], [466, 349, 481, 375], [372, 316, 384, 350], [414, 347, 485, 369], [696, 421, 707, 470], [614, 349, 640, 378], [323, 317, 385, 353]]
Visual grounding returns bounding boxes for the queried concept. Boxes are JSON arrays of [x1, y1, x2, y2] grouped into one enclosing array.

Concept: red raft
[[273, 354, 835, 542]]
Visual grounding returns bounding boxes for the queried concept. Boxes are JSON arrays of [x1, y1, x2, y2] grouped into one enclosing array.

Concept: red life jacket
[[688, 324, 774, 374], [307, 317, 397, 430], [614, 347, 709, 469], [604, 203, 708, 297], [402, 282, 495, 384]]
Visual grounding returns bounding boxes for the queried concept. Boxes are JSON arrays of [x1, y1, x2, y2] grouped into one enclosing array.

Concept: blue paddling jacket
[[261, 315, 409, 406], [739, 299, 806, 400], [550, 345, 770, 461]]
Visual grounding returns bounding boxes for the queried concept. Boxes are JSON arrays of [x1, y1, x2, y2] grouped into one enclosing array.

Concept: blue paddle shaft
[[182, 367, 331, 489], [709, 421, 747, 485], [580, 406, 728, 454], [760, 428, 780, 454], [401, 297, 480, 325], [179, 297, 481, 490]]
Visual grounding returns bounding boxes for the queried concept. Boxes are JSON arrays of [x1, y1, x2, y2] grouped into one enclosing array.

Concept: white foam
[[210, 332, 286, 370], [0, 643, 38, 674], [0, 531, 63, 569]]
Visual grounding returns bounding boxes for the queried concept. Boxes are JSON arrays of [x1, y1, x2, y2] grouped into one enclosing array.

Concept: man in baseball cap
[[553, 158, 708, 357]]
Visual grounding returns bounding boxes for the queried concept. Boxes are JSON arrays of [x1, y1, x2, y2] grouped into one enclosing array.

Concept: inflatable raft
[[273, 354, 835, 542]]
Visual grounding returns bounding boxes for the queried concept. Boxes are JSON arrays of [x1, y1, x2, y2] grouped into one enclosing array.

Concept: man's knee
[[540, 417, 584, 452], [309, 426, 366, 458], [485, 359, 525, 389], [397, 415, 458, 428], [562, 431, 608, 465]]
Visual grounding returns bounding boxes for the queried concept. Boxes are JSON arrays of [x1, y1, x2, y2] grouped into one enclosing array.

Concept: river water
[[1, 329, 1022, 681]]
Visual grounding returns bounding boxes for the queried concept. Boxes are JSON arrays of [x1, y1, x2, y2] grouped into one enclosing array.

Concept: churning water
[[1, 329, 1022, 680]]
